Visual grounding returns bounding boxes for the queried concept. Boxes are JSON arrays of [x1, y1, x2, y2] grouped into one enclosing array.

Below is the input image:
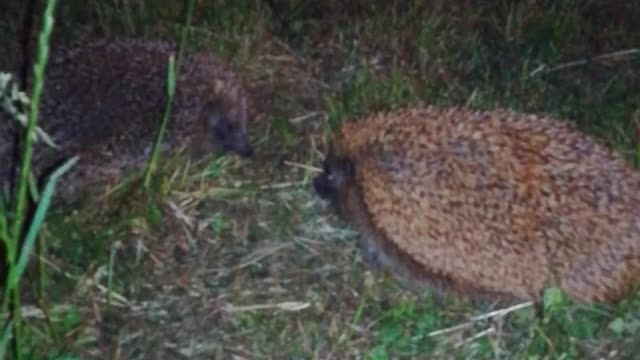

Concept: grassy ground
[[2, 0, 640, 358]]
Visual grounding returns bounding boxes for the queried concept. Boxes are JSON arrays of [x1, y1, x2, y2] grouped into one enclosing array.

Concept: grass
[[1, 0, 640, 358], [0, 0, 78, 358]]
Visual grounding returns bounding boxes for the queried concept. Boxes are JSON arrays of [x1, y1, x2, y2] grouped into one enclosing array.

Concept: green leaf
[[543, 287, 568, 312], [0, 321, 13, 360], [11, 156, 79, 288], [608, 317, 625, 335], [366, 345, 388, 360]]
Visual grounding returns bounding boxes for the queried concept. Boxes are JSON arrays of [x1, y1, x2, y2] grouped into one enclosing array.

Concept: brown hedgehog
[[1, 38, 252, 203], [313, 106, 640, 305]]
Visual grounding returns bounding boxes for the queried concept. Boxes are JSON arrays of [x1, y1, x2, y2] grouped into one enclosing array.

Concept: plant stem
[[2, 0, 59, 358], [143, 0, 196, 188], [10, 0, 58, 266]]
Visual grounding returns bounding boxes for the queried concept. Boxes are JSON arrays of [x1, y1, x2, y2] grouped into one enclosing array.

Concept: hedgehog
[[313, 106, 640, 306], [1, 38, 253, 204]]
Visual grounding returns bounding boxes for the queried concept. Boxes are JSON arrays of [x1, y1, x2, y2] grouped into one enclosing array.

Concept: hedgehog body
[[1, 38, 252, 203], [314, 106, 640, 305]]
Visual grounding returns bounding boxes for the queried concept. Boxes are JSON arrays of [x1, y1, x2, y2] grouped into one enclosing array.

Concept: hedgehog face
[[313, 154, 355, 202], [200, 108, 253, 158]]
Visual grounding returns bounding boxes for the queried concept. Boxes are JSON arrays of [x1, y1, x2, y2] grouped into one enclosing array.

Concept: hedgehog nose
[[227, 137, 253, 158], [236, 143, 253, 158], [313, 175, 331, 199]]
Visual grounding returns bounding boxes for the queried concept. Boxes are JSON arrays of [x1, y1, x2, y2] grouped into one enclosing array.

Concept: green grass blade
[[167, 55, 176, 98], [10, 0, 58, 246], [142, 0, 196, 188], [0, 194, 9, 245], [143, 55, 177, 188], [10, 156, 79, 289], [0, 320, 13, 359]]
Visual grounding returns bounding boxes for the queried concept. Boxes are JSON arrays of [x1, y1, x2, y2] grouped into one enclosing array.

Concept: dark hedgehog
[[313, 106, 640, 305], [1, 38, 253, 203]]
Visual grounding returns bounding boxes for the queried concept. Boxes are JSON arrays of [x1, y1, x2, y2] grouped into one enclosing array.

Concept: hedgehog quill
[[1, 38, 253, 203], [314, 106, 640, 305]]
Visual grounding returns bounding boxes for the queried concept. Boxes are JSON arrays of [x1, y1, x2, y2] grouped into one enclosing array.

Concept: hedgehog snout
[[223, 133, 253, 158], [313, 172, 333, 199], [314, 156, 356, 199], [209, 114, 253, 158]]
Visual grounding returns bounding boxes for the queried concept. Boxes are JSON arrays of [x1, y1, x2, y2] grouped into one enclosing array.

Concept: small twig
[[288, 111, 325, 125], [37, 255, 131, 307], [427, 321, 474, 338], [90, 282, 130, 307], [427, 301, 533, 338], [469, 301, 533, 322], [258, 181, 307, 190], [283, 161, 322, 173], [465, 89, 479, 107], [165, 199, 196, 229], [233, 243, 293, 271], [225, 301, 310, 313], [454, 327, 496, 348], [530, 48, 639, 76]]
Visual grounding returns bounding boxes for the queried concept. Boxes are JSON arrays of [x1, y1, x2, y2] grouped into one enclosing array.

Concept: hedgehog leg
[[359, 238, 382, 274], [365, 248, 381, 272], [532, 289, 546, 320]]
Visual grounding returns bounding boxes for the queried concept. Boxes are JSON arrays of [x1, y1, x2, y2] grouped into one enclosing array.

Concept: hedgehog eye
[[322, 159, 331, 175], [214, 118, 234, 139]]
